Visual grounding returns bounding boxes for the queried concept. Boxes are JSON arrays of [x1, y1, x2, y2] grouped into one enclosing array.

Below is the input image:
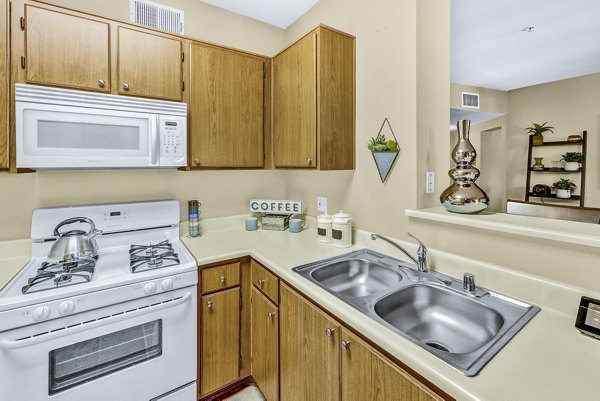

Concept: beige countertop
[[182, 215, 600, 401], [1, 217, 598, 400]]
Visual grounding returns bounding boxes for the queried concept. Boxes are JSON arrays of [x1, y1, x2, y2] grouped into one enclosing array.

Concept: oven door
[[0, 287, 196, 401], [16, 101, 159, 169]]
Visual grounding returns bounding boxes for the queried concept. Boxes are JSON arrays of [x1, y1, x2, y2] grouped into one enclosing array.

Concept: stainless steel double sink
[[292, 249, 540, 376]]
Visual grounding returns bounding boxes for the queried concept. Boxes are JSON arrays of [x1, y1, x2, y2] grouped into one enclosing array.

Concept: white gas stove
[[0, 200, 198, 401]]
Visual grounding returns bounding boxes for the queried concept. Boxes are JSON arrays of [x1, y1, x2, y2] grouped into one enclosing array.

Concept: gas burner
[[129, 241, 180, 273], [39, 256, 97, 275]]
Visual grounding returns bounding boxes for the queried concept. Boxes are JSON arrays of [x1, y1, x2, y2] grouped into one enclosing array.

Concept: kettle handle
[[54, 217, 101, 238]]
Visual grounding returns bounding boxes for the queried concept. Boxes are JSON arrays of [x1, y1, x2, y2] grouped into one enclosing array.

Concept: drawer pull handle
[[123, 82, 130, 90], [258, 278, 267, 287], [98, 79, 105, 87], [267, 311, 277, 319], [325, 328, 335, 337], [220, 276, 226, 285], [207, 301, 213, 310], [341, 340, 350, 350]]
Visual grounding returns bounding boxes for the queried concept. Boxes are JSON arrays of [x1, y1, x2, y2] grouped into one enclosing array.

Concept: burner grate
[[22, 257, 96, 294], [129, 240, 180, 273]]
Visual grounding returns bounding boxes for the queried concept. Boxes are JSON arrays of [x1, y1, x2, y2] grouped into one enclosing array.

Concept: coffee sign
[[249, 199, 303, 214]]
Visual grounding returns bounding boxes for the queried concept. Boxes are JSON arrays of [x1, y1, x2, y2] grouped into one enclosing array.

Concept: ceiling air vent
[[461, 92, 480, 109], [130, 0, 184, 35]]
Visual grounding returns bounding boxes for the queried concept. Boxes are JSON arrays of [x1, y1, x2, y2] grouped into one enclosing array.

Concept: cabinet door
[[273, 33, 317, 168], [0, 0, 7, 168], [201, 287, 240, 395], [251, 287, 279, 401], [25, 5, 110, 92], [341, 329, 443, 401], [279, 284, 339, 401], [189, 43, 265, 168], [118, 27, 182, 101]]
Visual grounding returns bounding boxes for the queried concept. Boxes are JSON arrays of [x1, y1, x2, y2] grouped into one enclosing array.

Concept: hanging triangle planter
[[372, 151, 399, 182], [369, 118, 401, 183]]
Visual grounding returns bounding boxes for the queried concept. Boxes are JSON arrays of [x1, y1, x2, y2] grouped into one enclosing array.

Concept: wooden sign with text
[[249, 199, 303, 214]]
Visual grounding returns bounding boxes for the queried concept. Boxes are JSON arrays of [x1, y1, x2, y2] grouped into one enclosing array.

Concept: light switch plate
[[426, 172, 435, 194], [317, 196, 328, 213]]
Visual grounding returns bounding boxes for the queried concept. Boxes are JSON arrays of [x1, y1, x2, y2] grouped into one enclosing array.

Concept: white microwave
[[15, 84, 187, 169]]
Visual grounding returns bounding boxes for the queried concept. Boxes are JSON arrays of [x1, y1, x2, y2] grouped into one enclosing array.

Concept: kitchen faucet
[[370, 233, 452, 286], [370, 233, 428, 272]]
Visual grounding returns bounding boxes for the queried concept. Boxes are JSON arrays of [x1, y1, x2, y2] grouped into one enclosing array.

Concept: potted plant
[[561, 152, 583, 171], [525, 122, 555, 145], [368, 132, 399, 182], [552, 178, 577, 199]]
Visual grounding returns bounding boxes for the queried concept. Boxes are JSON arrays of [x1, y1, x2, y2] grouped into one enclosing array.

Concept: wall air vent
[[461, 92, 480, 109], [130, 0, 184, 35]]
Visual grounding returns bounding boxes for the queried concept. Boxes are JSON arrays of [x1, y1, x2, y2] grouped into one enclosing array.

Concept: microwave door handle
[[150, 117, 159, 165]]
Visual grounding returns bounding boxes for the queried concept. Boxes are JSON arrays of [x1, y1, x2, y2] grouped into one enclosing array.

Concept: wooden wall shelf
[[525, 131, 587, 207]]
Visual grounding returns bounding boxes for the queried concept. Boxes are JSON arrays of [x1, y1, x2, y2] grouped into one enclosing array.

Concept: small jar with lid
[[331, 210, 352, 248], [316, 213, 333, 243]]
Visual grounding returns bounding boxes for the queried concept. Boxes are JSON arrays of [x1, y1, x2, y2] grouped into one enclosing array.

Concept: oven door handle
[[0, 292, 192, 350]]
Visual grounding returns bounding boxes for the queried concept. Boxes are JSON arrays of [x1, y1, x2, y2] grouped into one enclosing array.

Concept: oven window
[[49, 320, 162, 395]]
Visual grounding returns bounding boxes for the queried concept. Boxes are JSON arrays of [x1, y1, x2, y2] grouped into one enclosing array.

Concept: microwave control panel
[[158, 116, 187, 166]]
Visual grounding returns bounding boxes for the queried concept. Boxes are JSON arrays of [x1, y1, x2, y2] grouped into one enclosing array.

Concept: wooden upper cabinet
[[0, 0, 7, 169], [279, 284, 340, 401], [273, 33, 317, 168], [24, 5, 110, 92], [200, 287, 240, 395], [341, 329, 444, 401], [189, 43, 265, 168], [251, 287, 279, 401], [117, 27, 182, 101], [273, 26, 355, 170]]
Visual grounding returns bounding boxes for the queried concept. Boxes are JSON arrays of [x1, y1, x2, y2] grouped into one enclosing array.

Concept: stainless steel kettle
[[47, 217, 102, 263]]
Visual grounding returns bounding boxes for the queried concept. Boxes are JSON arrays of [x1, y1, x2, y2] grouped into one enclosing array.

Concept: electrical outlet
[[426, 172, 435, 194], [317, 196, 328, 213]]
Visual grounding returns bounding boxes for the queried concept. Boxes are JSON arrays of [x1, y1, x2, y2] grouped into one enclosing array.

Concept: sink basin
[[292, 249, 540, 376], [310, 258, 402, 297], [374, 285, 504, 353]]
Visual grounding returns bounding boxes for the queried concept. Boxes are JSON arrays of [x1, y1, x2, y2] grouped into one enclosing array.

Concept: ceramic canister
[[316, 213, 332, 242], [331, 211, 352, 248]]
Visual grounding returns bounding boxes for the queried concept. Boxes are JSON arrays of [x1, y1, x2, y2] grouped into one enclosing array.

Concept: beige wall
[[450, 83, 508, 114], [0, 0, 288, 240], [506, 72, 600, 206], [283, 0, 450, 240], [417, 0, 451, 209]]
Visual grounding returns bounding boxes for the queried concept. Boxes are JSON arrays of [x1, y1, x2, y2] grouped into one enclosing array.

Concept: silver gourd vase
[[440, 120, 490, 214]]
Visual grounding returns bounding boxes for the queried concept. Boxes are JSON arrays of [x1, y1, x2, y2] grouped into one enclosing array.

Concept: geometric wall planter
[[370, 118, 400, 183]]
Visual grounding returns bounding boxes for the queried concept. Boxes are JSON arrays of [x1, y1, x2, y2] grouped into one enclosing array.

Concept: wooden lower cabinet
[[200, 287, 240, 396], [279, 284, 340, 401], [251, 287, 279, 401], [341, 329, 444, 401]]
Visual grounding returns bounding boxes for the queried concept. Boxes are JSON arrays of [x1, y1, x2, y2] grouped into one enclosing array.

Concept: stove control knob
[[32, 305, 51, 321], [58, 300, 76, 315], [161, 278, 173, 291], [143, 282, 157, 295]]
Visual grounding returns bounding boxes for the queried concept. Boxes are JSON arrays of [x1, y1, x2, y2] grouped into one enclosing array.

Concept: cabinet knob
[[258, 278, 266, 287], [267, 311, 277, 319], [207, 301, 213, 310], [307, 158, 313, 166], [325, 328, 335, 337], [194, 159, 200, 166], [220, 276, 226, 285], [98, 79, 105, 87], [123, 82, 130, 90], [341, 340, 351, 350]]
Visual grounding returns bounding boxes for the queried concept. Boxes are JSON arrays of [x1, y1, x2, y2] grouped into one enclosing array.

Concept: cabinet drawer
[[201, 262, 240, 293], [251, 260, 279, 304]]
